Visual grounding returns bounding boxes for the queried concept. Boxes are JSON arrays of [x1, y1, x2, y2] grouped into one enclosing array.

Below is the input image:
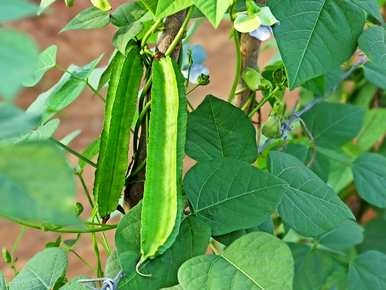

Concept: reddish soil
[[0, 0, 295, 281]]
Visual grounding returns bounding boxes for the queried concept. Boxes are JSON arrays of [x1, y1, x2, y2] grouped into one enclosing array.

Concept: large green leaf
[[115, 204, 211, 290], [352, 0, 383, 23], [184, 158, 285, 235], [61, 7, 110, 32], [348, 251, 386, 290], [355, 109, 386, 152], [290, 243, 345, 290], [269, 151, 354, 237], [0, 104, 40, 141], [317, 220, 363, 251], [302, 102, 364, 149], [111, 2, 147, 27], [359, 218, 386, 254], [353, 153, 386, 208], [27, 56, 102, 123], [0, 0, 37, 23], [186, 95, 258, 163], [9, 248, 67, 290], [23, 45, 57, 87], [192, 0, 232, 27], [0, 29, 39, 100], [269, 0, 365, 89], [0, 142, 79, 226], [363, 61, 386, 90], [178, 232, 294, 290], [359, 26, 386, 68]]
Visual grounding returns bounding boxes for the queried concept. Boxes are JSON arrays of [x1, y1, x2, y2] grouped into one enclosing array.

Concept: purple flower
[[249, 25, 272, 41]]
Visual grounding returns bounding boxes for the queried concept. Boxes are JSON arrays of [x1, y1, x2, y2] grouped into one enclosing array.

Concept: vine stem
[[228, 29, 242, 103], [141, 18, 163, 48], [165, 7, 194, 57]]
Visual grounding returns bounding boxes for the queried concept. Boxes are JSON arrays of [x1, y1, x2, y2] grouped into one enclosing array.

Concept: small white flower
[[249, 25, 272, 41]]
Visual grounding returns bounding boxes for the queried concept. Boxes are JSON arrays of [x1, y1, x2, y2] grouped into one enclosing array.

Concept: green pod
[[140, 56, 187, 263], [93, 46, 143, 218]]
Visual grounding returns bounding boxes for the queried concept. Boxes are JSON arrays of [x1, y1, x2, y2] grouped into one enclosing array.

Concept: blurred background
[[0, 0, 285, 280]]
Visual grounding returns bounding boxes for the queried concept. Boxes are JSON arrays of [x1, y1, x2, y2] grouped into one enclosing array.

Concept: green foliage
[[179, 232, 294, 290], [9, 248, 67, 290], [2, 0, 386, 289], [186, 95, 258, 163]]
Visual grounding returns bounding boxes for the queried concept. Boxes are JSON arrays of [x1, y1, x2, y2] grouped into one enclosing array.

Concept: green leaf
[[0, 0, 37, 23], [184, 158, 285, 235], [79, 138, 100, 172], [353, 0, 383, 23], [61, 7, 110, 32], [21, 119, 60, 142], [178, 232, 294, 290], [355, 109, 386, 152], [348, 251, 386, 290], [90, 0, 111, 11], [0, 104, 40, 141], [141, 57, 187, 260], [9, 248, 67, 290], [317, 220, 363, 251], [359, 26, 386, 68], [269, 0, 365, 89], [302, 102, 364, 149], [27, 55, 102, 123], [60, 276, 91, 290], [353, 153, 386, 208], [192, 0, 233, 27], [0, 142, 79, 226], [0, 29, 39, 100], [290, 243, 344, 290], [284, 143, 330, 182], [269, 151, 354, 237], [111, 2, 147, 27], [234, 14, 261, 33], [186, 95, 258, 163], [94, 48, 143, 218], [115, 204, 211, 290], [23, 45, 57, 87], [38, 0, 57, 15], [363, 61, 386, 90], [0, 272, 6, 290], [359, 218, 386, 254], [113, 23, 144, 55], [141, 0, 193, 19], [161, 286, 183, 290]]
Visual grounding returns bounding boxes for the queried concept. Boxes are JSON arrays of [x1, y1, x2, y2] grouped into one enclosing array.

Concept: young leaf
[[9, 248, 67, 290], [178, 232, 294, 290], [269, 0, 365, 88], [141, 56, 187, 261], [61, 7, 110, 32], [269, 151, 354, 237], [302, 102, 364, 149], [94, 47, 143, 218], [290, 243, 345, 290], [352, 0, 383, 23], [317, 220, 363, 251], [0, 104, 40, 141], [111, 2, 147, 27], [186, 95, 258, 163], [115, 204, 211, 290], [353, 153, 386, 208], [0, 29, 39, 100], [359, 26, 386, 68], [355, 109, 386, 152], [184, 158, 285, 235], [0, 142, 79, 226], [348, 251, 386, 290], [192, 0, 233, 27], [23, 45, 58, 87], [27, 55, 102, 123], [0, 0, 37, 23], [359, 218, 386, 254]]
